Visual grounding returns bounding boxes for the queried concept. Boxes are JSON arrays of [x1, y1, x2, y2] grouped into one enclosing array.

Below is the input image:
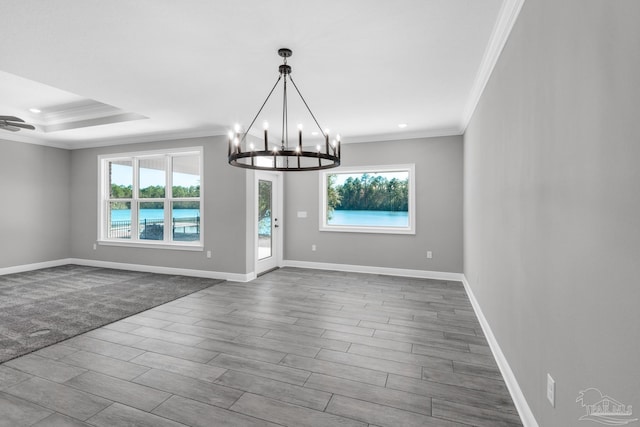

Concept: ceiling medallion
[[228, 48, 341, 171]]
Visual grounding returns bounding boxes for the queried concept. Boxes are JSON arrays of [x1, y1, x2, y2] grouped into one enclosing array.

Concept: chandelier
[[228, 48, 341, 171]]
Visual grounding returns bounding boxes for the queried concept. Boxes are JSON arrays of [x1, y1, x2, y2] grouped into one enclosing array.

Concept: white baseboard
[[0, 258, 74, 276], [282, 260, 464, 282], [2, 258, 459, 284], [461, 275, 539, 427], [0, 258, 253, 282]]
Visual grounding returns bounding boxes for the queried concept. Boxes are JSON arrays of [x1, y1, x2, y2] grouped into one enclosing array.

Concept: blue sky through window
[[111, 163, 199, 188]]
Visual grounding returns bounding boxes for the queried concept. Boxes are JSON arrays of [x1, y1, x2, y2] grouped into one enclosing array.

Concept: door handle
[[274, 224, 279, 228]]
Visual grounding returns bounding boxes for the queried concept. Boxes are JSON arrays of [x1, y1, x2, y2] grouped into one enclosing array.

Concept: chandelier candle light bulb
[[325, 129, 330, 155], [263, 121, 269, 150], [227, 131, 233, 156]]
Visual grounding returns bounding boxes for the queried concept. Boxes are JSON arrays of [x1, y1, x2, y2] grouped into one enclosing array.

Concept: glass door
[[256, 171, 281, 275]]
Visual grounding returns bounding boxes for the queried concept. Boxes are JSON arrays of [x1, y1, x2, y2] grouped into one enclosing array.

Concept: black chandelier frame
[[228, 48, 341, 172]]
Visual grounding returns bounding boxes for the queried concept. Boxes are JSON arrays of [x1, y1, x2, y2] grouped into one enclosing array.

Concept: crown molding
[[0, 133, 71, 150], [461, 0, 526, 132], [0, 128, 229, 150], [2, 126, 463, 150], [67, 128, 228, 149], [344, 127, 463, 144]]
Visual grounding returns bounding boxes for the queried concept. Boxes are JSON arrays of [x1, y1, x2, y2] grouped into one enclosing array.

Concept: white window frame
[[319, 164, 416, 235], [97, 146, 204, 251]]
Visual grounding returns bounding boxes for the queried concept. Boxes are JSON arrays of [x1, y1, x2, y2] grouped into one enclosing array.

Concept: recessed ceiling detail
[[0, 71, 149, 146], [38, 99, 147, 133]]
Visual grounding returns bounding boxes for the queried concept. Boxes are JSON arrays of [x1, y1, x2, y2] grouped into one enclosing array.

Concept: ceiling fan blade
[[0, 125, 21, 132], [7, 122, 36, 130], [0, 116, 25, 122]]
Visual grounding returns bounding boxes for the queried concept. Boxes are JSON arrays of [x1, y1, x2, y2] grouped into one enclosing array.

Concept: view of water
[[108, 208, 200, 240], [328, 210, 408, 227], [110, 209, 406, 229], [258, 216, 271, 236], [111, 208, 200, 222]]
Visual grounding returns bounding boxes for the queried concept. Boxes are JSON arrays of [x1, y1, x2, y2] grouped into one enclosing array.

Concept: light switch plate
[[547, 373, 555, 407]]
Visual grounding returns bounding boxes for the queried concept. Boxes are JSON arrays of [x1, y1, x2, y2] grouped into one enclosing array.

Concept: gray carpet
[[0, 264, 223, 363]]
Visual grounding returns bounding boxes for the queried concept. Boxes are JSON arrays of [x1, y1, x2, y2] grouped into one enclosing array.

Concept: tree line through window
[[328, 173, 409, 214], [322, 165, 415, 233]]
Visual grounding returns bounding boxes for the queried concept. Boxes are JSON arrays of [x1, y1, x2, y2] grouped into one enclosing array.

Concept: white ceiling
[[0, 0, 521, 149]]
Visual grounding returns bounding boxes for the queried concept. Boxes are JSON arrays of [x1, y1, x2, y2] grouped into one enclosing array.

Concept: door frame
[[254, 170, 283, 276]]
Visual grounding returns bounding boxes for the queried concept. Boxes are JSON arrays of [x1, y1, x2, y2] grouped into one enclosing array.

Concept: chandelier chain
[[239, 74, 282, 147], [289, 75, 326, 139]]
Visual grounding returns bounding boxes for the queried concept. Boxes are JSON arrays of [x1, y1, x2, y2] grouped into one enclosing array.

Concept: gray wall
[[70, 136, 251, 275], [0, 139, 71, 268], [284, 136, 463, 273], [464, 1, 640, 425]]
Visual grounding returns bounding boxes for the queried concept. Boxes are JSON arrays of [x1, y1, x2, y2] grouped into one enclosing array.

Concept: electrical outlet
[[206, 250, 212, 259], [92, 243, 97, 250], [547, 373, 555, 407], [311, 244, 316, 251], [427, 251, 433, 259]]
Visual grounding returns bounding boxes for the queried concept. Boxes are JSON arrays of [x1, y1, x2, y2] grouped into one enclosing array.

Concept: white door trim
[[254, 171, 283, 275]]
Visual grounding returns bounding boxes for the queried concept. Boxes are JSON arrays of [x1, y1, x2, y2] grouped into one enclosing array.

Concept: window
[[320, 164, 415, 234], [98, 147, 203, 249]]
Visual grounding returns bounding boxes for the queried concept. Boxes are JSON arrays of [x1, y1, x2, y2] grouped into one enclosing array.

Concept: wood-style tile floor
[[0, 267, 523, 426]]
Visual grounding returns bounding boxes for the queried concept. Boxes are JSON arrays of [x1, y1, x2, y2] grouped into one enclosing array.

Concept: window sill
[[319, 225, 415, 235], [98, 240, 204, 251]]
